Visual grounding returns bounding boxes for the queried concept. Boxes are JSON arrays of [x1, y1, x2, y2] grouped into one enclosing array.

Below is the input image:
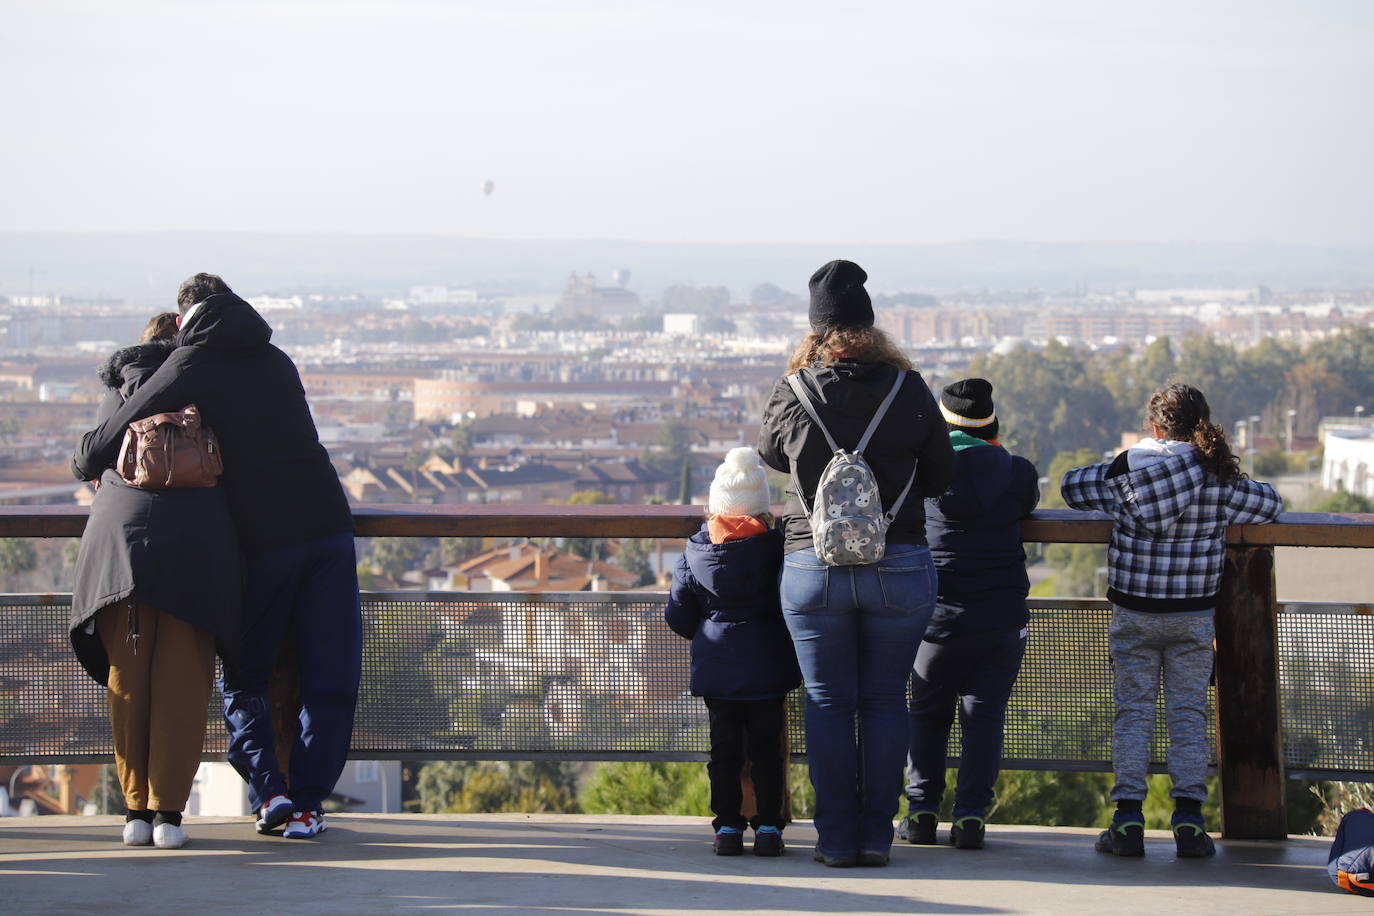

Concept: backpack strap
[[855, 371, 908, 454], [853, 371, 918, 523], [785, 369, 919, 524], [783, 373, 831, 518], [785, 373, 840, 453]]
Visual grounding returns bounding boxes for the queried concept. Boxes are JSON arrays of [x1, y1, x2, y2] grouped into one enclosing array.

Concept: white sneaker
[[282, 810, 325, 839], [256, 794, 294, 834], [122, 819, 153, 846], [153, 822, 188, 849]]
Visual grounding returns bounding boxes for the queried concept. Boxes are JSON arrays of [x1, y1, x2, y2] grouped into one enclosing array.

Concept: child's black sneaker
[[1095, 814, 1145, 857], [1172, 814, 1216, 858], [713, 826, 743, 856], [950, 814, 986, 850], [753, 825, 784, 857], [900, 809, 938, 845]]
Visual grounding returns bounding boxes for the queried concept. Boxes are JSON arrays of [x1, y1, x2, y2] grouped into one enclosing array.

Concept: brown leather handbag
[[117, 404, 224, 489]]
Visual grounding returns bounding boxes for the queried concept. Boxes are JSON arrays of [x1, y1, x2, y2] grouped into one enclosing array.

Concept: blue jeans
[[780, 545, 936, 858], [222, 532, 362, 812]]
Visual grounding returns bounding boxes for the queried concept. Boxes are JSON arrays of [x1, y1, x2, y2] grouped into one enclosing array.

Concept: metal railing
[[3, 503, 1374, 840]]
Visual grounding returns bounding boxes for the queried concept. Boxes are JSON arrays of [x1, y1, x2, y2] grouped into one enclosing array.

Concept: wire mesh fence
[[1, 592, 1369, 778]]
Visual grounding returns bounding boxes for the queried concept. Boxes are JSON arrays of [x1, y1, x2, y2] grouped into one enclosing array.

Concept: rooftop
[[0, 814, 1354, 915]]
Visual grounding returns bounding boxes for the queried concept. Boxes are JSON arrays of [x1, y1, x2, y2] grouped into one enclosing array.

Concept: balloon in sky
[[480, 179, 495, 197], [611, 268, 631, 287]]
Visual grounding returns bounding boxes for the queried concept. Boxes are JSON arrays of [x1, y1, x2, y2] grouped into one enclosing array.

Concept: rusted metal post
[[1214, 544, 1287, 840]]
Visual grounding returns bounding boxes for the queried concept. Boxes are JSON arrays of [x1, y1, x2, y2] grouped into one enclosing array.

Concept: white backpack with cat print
[[786, 371, 916, 566]]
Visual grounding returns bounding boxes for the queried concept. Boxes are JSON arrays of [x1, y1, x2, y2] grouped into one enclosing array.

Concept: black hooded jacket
[[69, 340, 242, 683], [71, 293, 353, 553], [758, 361, 956, 554]]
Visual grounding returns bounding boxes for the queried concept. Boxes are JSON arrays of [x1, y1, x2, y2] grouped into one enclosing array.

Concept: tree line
[[966, 327, 1374, 473]]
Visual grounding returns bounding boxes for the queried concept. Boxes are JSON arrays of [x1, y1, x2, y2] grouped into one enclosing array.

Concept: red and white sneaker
[[256, 794, 294, 834], [282, 810, 326, 839]]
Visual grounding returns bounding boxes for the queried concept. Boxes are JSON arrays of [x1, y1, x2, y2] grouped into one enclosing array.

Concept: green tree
[[1175, 335, 1248, 429], [358, 604, 449, 743], [1040, 449, 1109, 597], [0, 539, 37, 576], [440, 536, 484, 565], [642, 419, 693, 480], [449, 420, 472, 453], [968, 340, 1119, 470], [579, 761, 712, 816], [416, 761, 581, 814], [1311, 491, 1374, 514], [559, 491, 615, 561], [749, 283, 802, 308], [981, 770, 1114, 827], [616, 537, 656, 586], [369, 537, 426, 583]]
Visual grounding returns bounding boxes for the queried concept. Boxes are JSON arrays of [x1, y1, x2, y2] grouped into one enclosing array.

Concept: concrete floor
[[0, 814, 1361, 915]]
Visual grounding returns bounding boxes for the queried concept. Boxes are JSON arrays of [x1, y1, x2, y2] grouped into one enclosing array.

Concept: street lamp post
[[1286, 408, 1297, 453], [1247, 415, 1260, 476]]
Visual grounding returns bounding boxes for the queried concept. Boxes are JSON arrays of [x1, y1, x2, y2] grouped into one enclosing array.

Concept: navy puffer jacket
[[923, 438, 1039, 640], [664, 525, 801, 699]]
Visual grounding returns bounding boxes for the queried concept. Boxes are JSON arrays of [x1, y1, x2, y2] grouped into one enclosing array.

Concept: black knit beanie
[[808, 260, 874, 332], [940, 378, 1000, 441]]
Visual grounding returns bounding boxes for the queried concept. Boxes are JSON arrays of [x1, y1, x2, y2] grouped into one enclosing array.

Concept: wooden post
[[1214, 545, 1287, 839]]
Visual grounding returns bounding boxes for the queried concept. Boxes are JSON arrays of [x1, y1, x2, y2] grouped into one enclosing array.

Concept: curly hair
[[139, 312, 179, 343], [1145, 383, 1244, 482], [786, 326, 914, 374]]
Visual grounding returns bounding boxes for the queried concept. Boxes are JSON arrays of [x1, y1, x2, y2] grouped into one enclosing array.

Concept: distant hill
[[2, 232, 1371, 301]]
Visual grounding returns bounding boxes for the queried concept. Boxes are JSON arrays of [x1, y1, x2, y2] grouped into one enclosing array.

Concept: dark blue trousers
[[906, 625, 1026, 816], [222, 531, 362, 812]]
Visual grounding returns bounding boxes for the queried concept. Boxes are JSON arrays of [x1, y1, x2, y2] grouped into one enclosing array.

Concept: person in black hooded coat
[[72, 274, 360, 841], [900, 379, 1038, 851], [70, 313, 241, 849]]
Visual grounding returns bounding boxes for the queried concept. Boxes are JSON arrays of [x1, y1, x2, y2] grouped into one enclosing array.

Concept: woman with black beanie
[[758, 260, 955, 867]]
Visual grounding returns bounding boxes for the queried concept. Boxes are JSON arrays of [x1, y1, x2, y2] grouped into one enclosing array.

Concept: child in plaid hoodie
[[1060, 384, 1281, 859]]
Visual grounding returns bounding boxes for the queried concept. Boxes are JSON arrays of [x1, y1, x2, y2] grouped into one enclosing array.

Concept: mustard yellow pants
[[97, 597, 215, 812]]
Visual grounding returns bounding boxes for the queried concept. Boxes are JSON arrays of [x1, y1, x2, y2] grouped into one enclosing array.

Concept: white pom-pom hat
[[708, 447, 772, 517]]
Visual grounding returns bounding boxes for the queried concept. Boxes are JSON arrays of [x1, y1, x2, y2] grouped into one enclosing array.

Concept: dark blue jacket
[[923, 436, 1039, 640], [664, 525, 801, 699]]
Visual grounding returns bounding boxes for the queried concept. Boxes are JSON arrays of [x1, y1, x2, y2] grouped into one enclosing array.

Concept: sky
[[3, 0, 1372, 246]]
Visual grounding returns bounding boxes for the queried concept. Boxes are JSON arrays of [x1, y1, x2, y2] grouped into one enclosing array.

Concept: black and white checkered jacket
[[1061, 446, 1282, 612]]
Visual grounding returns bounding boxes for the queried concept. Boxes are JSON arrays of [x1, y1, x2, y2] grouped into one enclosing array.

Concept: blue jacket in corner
[[664, 524, 801, 700], [923, 437, 1039, 640]]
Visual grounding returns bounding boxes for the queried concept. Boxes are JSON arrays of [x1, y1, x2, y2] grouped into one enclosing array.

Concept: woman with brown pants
[[69, 314, 241, 849]]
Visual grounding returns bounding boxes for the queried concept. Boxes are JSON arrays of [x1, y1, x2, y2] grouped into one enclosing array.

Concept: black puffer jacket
[[758, 361, 955, 554], [69, 340, 241, 683], [71, 293, 353, 554]]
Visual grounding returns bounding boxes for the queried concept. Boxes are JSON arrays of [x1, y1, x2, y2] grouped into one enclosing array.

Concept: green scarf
[[948, 429, 993, 452]]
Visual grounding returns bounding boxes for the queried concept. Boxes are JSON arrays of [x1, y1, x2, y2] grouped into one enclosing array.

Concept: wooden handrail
[[3, 503, 1374, 545]]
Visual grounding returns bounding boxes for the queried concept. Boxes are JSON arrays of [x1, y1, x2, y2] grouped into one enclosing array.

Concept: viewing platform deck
[[0, 813, 1358, 915]]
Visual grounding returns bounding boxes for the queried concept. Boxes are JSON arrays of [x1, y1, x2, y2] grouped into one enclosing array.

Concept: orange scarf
[[707, 514, 769, 544]]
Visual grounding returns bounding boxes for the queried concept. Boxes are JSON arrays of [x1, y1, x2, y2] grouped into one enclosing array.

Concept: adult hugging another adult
[[72, 273, 361, 841]]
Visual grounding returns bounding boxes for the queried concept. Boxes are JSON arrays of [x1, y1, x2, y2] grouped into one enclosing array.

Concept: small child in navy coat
[[665, 447, 802, 857], [903, 379, 1039, 850]]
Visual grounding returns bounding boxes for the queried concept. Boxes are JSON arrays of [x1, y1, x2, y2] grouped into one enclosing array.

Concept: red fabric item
[[707, 514, 769, 544]]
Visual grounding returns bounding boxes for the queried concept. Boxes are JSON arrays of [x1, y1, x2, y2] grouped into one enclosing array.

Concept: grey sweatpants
[[1108, 606, 1214, 802]]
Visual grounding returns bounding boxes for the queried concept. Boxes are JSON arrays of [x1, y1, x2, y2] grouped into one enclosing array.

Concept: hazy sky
[[3, 1, 1371, 245]]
